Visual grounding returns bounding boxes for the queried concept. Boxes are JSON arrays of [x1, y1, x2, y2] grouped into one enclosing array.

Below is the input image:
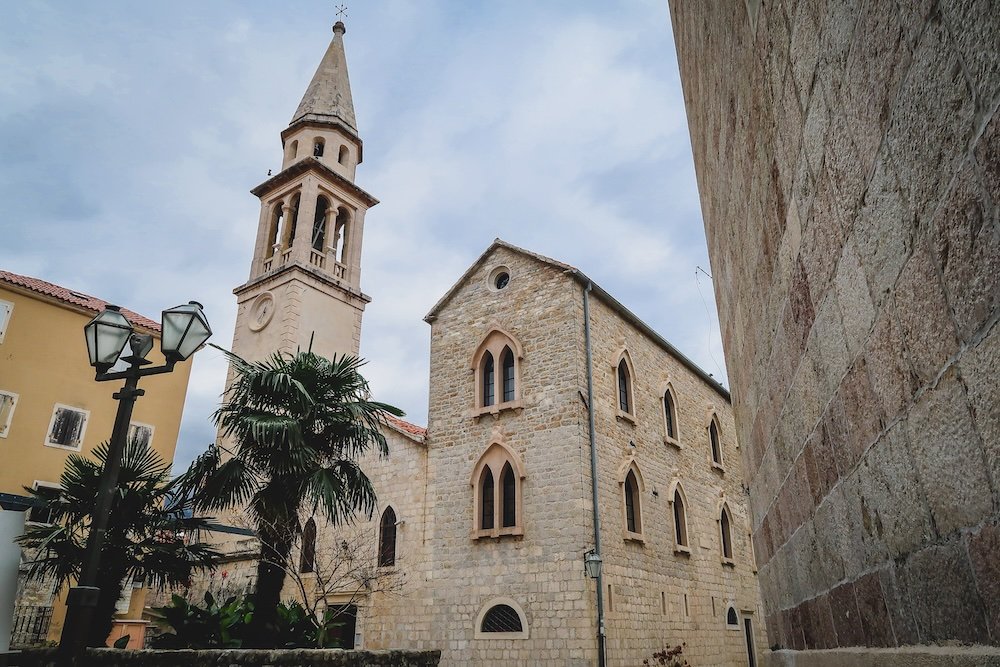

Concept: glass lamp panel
[[84, 308, 132, 367], [161, 302, 212, 361]]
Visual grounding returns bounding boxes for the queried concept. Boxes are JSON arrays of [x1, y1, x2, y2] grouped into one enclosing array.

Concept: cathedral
[[208, 20, 763, 667]]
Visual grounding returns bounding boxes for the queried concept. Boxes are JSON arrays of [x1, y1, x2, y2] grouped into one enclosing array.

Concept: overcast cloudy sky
[[0, 0, 726, 473]]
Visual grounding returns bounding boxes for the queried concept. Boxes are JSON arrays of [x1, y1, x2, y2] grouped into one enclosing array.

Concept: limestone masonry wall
[[668, 0, 999, 659]]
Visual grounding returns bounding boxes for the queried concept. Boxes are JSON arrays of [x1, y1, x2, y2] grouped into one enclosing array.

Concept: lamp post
[[59, 302, 211, 664]]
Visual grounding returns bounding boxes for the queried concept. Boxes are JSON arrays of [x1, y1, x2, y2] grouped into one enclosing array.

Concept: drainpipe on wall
[[583, 282, 607, 667]]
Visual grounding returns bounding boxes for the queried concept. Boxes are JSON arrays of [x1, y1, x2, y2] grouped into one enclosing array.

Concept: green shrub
[[151, 592, 345, 649]]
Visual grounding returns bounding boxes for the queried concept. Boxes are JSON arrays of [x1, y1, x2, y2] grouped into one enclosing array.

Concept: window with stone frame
[[45, 404, 89, 451], [720, 503, 735, 565], [670, 482, 691, 553], [0, 390, 17, 438], [378, 506, 397, 567], [474, 598, 529, 640], [472, 442, 525, 538], [620, 460, 645, 540], [662, 384, 679, 445], [614, 351, 636, 421], [708, 413, 724, 469], [472, 330, 522, 413]]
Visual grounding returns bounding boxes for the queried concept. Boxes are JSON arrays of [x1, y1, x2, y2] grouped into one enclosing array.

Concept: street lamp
[[60, 301, 211, 663], [584, 549, 603, 579]]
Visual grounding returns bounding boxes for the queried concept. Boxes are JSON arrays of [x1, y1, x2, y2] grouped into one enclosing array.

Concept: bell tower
[[233, 20, 376, 362]]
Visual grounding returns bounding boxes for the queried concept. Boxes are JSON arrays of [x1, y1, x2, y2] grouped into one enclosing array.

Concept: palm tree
[[16, 438, 218, 647], [178, 348, 403, 647]]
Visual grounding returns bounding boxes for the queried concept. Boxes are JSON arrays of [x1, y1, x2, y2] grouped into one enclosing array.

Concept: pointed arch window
[[709, 414, 724, 469], [482, 352, 495, 407], [338, 145, 349, 165], [720, 503, 735, 564], [501, 462, 516, 528], [670, 482, 690, 553], [614, 352, 636, 422], [300, 517, 317, 573], [625, 471, 640, 533], [619, 460, 644, 541], [501, 347, 515, 403], [618, 361, 631, 413], [480, 468, 495, 530], [663, 386, 679, 445], [313, 137, 325, 157], [288, 140, 298, 159], [472, 330, 522, 413], [472, 442, 525, 538], [378, 506, 397, 567]]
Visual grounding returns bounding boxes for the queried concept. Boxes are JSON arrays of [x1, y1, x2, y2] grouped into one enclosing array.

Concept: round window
[[488, 266, 512, 292]]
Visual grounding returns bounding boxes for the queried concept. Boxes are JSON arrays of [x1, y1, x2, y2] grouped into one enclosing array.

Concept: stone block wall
[[585, 294, 764, 666], [668, 0, 999, 658]]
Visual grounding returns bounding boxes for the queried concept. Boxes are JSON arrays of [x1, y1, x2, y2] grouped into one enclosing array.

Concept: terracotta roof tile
[[0, 269, 161, 333], [382, 412, 427, 441]]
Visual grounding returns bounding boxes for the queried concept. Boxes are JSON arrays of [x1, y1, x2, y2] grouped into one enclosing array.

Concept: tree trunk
[[87, 560, 128, 647], [245, 524, 294, 648]]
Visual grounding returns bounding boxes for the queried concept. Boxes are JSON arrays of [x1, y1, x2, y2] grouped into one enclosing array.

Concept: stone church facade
[[199, 20, 764, 666]]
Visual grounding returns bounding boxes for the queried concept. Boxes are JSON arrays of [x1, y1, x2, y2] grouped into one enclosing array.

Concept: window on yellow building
[[0, 299, 12, 343], [0, 390, 17, 438], [128, 422, 154, 449], [45, 404, 89, 451]]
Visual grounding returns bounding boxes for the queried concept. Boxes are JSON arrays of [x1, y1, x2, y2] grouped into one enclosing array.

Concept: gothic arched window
[[501, 347, 515, 403], [663, 387, 678, 442], [618, 361, 631, 413], [720, 503, 734, 563], [338, 145, 349, 165], [671, 482, 690, 552], [313, 137, 325, 157], [624, 469, 641, 534], [480, 467, 494, 530], [378, 506, 397, 567], [472, 442, 525, 538], [300, 517, 316, 573], [472, 330, 522, 412], [501, 461, 516, 528], [709, 415, 723, 468], [482, 352, 495, 407]]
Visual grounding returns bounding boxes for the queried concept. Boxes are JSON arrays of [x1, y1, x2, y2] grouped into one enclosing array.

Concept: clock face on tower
[[248, 292, 275, 332]]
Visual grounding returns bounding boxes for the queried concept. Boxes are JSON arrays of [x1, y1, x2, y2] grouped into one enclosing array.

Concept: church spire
[[290, 21, 358, 135]]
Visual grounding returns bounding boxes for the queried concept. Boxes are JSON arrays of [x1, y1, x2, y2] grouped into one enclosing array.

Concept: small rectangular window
[[0, 300, 12, 343], [27, 482, 60, 525], [128, 422, 154, 449], [45, 404, 89, 450], [0, 391, 17, 438]]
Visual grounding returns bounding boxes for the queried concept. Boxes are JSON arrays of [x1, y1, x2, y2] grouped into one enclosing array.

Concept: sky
[[0, 0, 727, 474]]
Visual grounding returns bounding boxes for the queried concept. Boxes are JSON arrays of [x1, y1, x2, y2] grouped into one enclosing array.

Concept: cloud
[[0, 0, 727, 475]]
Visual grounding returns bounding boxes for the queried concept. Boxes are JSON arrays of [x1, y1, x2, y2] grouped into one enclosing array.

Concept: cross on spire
[[335, 4, 348, 21]]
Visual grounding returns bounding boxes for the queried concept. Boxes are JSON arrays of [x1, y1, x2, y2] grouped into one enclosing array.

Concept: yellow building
[[0, 269, 194, 647]]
